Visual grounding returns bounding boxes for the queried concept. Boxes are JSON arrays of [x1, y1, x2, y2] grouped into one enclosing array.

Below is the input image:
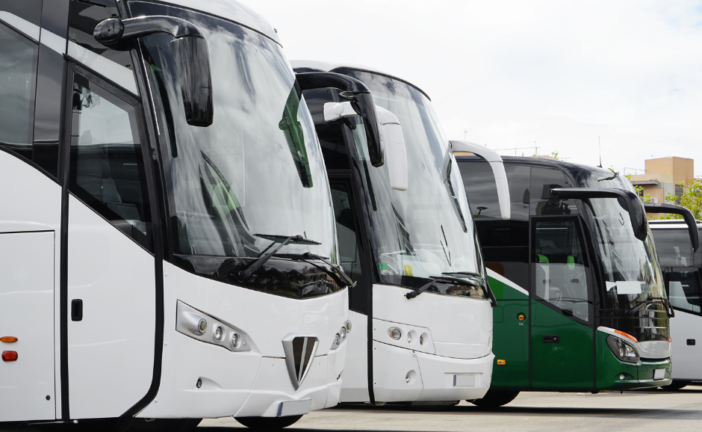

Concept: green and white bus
[[457, 156, 673, 407]]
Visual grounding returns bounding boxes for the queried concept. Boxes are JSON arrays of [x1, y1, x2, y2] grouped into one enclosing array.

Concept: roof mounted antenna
[[598, 136, 602, 168]]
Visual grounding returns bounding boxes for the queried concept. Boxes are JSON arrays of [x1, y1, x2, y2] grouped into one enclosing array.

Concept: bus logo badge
[[282, 335, 319, 390]]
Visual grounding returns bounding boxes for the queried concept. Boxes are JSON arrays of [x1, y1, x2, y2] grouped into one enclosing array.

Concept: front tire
[[235, 415, 303, 430], [469, 390, 520, 408]]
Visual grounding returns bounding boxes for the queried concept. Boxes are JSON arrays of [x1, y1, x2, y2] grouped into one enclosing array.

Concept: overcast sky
[[250, 0, 702, 176]]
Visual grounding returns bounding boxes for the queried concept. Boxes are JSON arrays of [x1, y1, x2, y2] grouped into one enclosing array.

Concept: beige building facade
[[629, 157, 694, 217]]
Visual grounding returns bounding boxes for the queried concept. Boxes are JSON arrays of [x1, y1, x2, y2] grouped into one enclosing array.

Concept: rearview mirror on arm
[[644, 203, 699, 252], [375, 107, 407, 191], [296, 72, 384, 167], [450, 140, 511, 220], [94, 15, 214, 126]]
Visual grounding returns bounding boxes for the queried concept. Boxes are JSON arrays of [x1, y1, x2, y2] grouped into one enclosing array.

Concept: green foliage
[[679, 179, 702, 220], [551, 151, 559, 160]]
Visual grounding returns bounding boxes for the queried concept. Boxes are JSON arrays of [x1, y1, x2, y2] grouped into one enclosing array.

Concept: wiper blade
[[405, 275, 494, 303], [275, 252, 356, 288], [442, 271, 482, 278], [237, 234, 321, 281], [598, 171, 619, 182]]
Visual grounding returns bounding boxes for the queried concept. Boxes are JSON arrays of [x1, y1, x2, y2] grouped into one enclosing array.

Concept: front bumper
[[372, 341, 493, 402]]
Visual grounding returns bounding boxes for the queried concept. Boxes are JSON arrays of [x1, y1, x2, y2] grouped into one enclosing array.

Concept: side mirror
[[376, 107, 408, 191], [551, 188, 648, 241], [94, 16, 213, 127], [644, 203, 699, 252], [450, 140, 511, 220], [296, 72, 384, 167]]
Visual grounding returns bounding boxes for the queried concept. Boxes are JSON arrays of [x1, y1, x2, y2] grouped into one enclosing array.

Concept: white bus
[[648, 204, 700, 390], [0, 1, 355, 430], [291, 61, 510, 405]]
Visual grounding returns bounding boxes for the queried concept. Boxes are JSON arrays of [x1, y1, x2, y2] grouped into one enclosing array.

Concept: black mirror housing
[[94, 15, 214, 127], [551, 188, 648, 241], [296, 71, 384, 167]]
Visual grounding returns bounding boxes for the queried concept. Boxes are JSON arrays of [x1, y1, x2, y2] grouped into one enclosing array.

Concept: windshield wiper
[[237, 234, 321, 281], [274, 252, 356, 288], [405, 275, 497, 306], [634, 297, 675, 318], [598, 171, 619, 182]]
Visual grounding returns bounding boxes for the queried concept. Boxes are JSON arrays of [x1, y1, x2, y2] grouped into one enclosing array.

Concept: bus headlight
[[176, 301, 251, 353], [606, 335, 639, 363]]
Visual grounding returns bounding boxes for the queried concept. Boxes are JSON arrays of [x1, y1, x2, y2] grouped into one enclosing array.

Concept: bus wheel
[[129, 418, 202, 432], [469, 390, 520, 408], [665, 380, 691, 391], [235, 415, 303, 430]]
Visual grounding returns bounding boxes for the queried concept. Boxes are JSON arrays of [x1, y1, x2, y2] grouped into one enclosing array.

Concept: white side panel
[[0, 232, 55, 422], [67, 195, 155, 419], [339, 310, 370, 403], [372, 342, 423, 402], [671, 309, 702, 380], [415, 352, 493, 401], [373, 284, 492, 359]]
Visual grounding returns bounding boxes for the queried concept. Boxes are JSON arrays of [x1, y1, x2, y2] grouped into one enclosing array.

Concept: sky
[[249, 0, 702, 176]]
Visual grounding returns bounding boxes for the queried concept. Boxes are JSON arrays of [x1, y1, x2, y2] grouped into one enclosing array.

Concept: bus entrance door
[[530, 217, 594, 390]]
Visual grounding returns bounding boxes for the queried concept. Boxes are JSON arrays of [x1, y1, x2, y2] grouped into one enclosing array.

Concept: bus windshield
[[333, 68, 482, 293], [135, 4, 337, 264], [580, 173, 669, 340]]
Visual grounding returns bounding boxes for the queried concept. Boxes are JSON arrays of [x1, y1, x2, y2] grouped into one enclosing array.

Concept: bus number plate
[[653, 369, 666, 380]]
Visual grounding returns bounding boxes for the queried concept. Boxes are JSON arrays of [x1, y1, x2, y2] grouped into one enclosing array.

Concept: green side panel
[[530, 300, 593, 390], [489, 275, 530, 389], [594, 331, 672, 390]]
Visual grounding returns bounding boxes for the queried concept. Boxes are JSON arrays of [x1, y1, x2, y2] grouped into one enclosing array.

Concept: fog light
[[340, 326, 347, 339], [405, 372, 411, 383], [388, 327, 402, 340], [197, 319, 207, 334], [619, 374, 626, 380], [214, 326, 223, 341], [231, 333, 240, 348], [407, 332, 412, 343], [345, 320, 352, 332], [334, 333, 341, 346]]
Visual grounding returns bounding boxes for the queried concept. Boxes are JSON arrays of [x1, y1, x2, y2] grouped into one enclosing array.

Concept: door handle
[[71, 299, 83, 322], [688, 339, 696, 346], [543, 334, 560, 343]]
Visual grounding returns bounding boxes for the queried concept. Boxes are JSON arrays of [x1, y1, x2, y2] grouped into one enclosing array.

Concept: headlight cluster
[[176, 301, 250, 352], [606, 335, 639, 363], [331, 320, 352, 350]]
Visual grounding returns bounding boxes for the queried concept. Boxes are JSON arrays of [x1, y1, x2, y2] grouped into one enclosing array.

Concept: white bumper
[[373, 341, 493, 402]]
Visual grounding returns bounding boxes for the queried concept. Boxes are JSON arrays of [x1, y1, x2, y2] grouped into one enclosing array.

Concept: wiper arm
[[406, 275, 497, 306], [237, 234, 321, 281], [636, 297, 675, 318], [275, 252, 356, 288], [443, 271, 498, 306], [598, 171, 619, 182]]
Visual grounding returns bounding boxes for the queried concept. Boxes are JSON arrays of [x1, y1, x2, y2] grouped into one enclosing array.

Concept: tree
[[678, 179, 702, 220]]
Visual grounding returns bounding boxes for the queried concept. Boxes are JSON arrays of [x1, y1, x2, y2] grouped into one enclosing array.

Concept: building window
[[675, 184, 683, 204]]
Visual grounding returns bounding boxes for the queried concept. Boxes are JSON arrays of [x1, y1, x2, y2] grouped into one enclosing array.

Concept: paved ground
[[201, 385, 702, 431]]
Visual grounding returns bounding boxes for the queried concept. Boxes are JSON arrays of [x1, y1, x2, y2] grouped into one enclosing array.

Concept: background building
[[629, 157, 694, 218]]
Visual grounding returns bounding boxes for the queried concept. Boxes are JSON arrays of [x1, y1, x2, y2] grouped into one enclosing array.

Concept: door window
[[667, 270, 702, 314], [330, 181, 363, 283], [532, 218, 591, 322], [68, 73, 152, 250], [0, 21, 38, 160]]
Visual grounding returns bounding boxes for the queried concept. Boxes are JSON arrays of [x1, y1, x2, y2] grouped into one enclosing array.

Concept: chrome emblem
[[282, 334, 319, 390]]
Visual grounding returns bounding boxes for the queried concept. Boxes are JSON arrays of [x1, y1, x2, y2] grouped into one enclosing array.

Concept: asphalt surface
[[201, 385, 702, 431]]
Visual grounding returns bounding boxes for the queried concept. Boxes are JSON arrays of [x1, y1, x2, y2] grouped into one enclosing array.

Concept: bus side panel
[[670, 309, 702, 380], [488, 276, 529, 389], [0, 232, 56, 422], [530, 300, 593, 390]]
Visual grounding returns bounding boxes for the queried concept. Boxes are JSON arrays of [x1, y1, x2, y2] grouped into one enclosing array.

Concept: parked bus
[[0, 1, 358, 430], [458, 156, 673, 407], [291, 61, 511, 405], [649, 214, 701, 390]]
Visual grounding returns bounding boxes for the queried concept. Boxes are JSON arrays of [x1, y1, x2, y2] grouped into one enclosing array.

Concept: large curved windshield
[[333, 68, 480, 288], [579, 172, 668, 341], [135, 5, 337, 268]]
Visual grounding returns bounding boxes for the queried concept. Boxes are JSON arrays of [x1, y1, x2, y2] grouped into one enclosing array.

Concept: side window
[[330, 181, 363, 283], [532, 218, 591, 322], [667, 271, 702, 314], [0, 21, 38, 161], [530, 167, 576, 216], [68, 73, 152, 251]]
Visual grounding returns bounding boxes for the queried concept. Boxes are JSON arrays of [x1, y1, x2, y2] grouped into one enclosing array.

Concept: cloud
[[251, 0, 702, 174]]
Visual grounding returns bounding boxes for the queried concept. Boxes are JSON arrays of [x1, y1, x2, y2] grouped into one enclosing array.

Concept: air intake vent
[[282, 335, 318, 389]]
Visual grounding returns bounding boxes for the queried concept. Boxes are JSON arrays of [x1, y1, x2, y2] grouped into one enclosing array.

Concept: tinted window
[[0, 22, 38, 160], [303, 88, 351, 170], [667, 271, 701, 314], [458, 160, 530, 221], [530, 167, 575, 216], [330, 182, 363, 284], [533, 218, 590, 322], [650, 228, 695, 268], [69, 73, 152, 250]]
